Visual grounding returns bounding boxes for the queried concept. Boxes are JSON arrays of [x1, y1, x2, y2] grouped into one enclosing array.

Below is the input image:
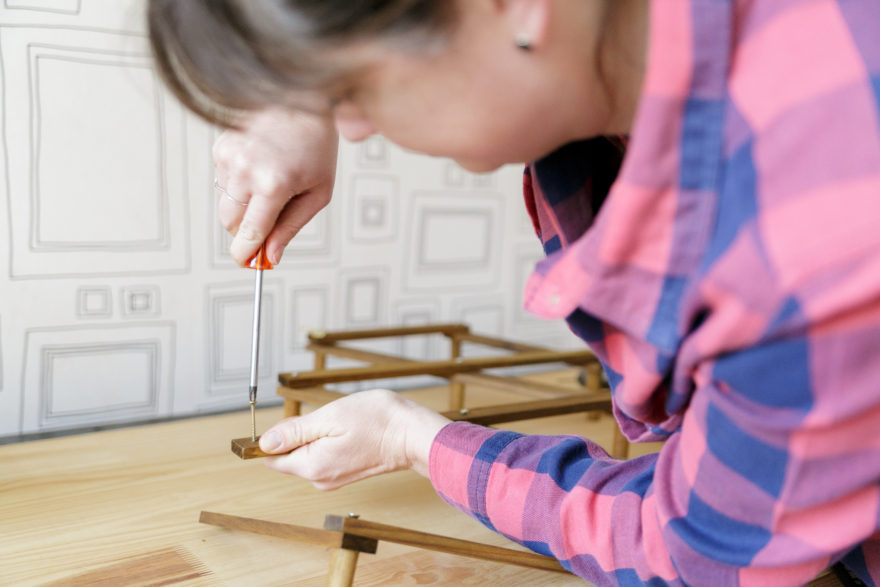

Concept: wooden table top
[[0, 371, 660, 586]]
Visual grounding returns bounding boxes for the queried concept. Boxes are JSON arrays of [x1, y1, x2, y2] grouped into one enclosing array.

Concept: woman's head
[[148, 1, 645, 171], [147, 0, 458, 126]]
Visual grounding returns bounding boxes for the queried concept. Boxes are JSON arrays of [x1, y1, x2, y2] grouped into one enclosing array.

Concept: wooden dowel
[[442, 394, 612, 426], [326, 548, 359, 587], [283, 399, 301, 418], [584, 362, 604, 421], [584, 363, 602, 393], [449, 337, 465, 411], [325, 515, 568, 575], [283, 351, 329, 417], [611, 426, 629, 460], [308, 324, 469, 344], [278, 350, 596, 388], [199, 511, 378, 553]]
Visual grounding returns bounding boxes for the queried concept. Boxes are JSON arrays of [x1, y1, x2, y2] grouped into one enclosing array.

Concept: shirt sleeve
[[429, 275, 880, 585]]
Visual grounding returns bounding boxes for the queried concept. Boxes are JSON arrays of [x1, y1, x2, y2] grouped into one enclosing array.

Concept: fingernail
[[261, 430, 283, 452]]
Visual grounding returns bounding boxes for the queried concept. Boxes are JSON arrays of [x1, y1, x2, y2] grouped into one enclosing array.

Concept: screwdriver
[[247, 244, 273, 441]]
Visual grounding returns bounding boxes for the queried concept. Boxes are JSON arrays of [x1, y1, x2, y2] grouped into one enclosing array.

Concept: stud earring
[[515, 33, 532, 51]]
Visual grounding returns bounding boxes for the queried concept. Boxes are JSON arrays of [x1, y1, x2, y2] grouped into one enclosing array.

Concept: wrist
[[401, 402, 450, 478]]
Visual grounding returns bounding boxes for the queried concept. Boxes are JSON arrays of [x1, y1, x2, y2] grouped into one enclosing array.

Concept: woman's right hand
[[213, 107, 339, 266]]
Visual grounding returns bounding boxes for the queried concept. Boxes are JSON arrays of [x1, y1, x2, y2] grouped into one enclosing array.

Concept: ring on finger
[[213, 178, 248, 207]]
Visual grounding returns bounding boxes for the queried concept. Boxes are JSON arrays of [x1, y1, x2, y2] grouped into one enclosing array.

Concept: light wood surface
[[0, 369, 661, 586]]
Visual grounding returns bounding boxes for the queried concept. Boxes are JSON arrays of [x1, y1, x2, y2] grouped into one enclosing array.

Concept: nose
[[333, 104, 377, 142]]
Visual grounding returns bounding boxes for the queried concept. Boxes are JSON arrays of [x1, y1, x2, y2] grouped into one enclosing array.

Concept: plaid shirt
[[429, 1, 880, 584]]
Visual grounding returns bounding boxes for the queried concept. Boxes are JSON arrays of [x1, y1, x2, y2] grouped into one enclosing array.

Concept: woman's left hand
[[258, 389, 451, 490]]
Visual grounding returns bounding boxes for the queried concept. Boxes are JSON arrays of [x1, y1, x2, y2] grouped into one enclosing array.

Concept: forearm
[[428, 422, 677, 583]]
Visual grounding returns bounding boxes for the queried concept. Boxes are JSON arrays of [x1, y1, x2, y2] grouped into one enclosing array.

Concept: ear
[[495, 0, 551, 50]]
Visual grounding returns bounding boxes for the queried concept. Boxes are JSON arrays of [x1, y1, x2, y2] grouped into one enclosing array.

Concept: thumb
[[259, 416, 324, 454]]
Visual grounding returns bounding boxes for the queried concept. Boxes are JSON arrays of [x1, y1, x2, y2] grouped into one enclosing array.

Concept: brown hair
[[147, 0, 457, 127]]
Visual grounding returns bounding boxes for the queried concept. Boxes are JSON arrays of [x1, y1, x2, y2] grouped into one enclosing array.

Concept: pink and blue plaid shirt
[[429, 1, 880, 585]]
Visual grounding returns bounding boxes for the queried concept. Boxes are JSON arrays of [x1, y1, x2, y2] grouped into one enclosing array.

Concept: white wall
[[0, 0, 578, 438]]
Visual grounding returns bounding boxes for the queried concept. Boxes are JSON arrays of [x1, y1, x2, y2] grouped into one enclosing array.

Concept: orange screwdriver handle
[[248, 245, 274, 270]]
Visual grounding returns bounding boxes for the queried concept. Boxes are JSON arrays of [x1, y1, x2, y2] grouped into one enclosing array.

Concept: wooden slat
[[451, 372, 581, 397], [308, 324, 470, 344], [278, 350, 596, 388], [807, 568, 843, 586], [326, 516, 568, 575], [199, 511, 378, 554], [452, 333, 598, 368], [230, 437, 269, 460], [442, 394, 612, 426], [275, 385, 346, 405], [451, 332, 550, 353], [305, 344, 591, 399], [305, 343, 409, 365]]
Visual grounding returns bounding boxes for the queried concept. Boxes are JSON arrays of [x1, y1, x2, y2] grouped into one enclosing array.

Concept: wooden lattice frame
[[264, 323, 628, 460]]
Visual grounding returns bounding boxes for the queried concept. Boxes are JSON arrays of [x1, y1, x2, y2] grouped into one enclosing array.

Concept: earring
[[515, 33, 532, 51]]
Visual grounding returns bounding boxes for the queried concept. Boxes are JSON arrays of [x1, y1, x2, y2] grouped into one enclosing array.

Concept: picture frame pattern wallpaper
[[0, 0, 579, 436]]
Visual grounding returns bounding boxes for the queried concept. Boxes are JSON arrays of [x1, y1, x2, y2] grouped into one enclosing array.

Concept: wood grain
[[450, 332, 551, 353], [325, 516, 568, 575], [303, 343, 595, 399], [41, 547, 214, 586], [230, 436, 269, 459], [199, 511, 378, 553], [278, 350, 596, 387], [308, 323, 470, 343], [327, 547, 361, 587], [441, 394, 612, 426], [297, 549, 580, 586]]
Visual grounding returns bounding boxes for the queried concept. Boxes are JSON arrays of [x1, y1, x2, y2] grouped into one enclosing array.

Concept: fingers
[[259, 412, 363, 490], [265, 443, 392, 491], [263, 187, 332, 264], [229, 178, 295, 265], [259, 414, 325, 454], [211, 108, 339, 267]]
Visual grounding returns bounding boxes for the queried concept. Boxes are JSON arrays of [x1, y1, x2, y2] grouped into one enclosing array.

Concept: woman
[[148, 1, 880, 584]]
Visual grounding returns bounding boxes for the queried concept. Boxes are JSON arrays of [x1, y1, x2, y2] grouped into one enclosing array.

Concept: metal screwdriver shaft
[[248, 268, 262, 440], [248, 245, 273, 441]]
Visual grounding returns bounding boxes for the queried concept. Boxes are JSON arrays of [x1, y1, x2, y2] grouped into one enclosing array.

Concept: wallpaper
[[0, 0, 579, 437]]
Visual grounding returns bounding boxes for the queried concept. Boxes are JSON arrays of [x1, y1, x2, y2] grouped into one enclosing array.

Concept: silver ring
[[214, 178, 248, 207]]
